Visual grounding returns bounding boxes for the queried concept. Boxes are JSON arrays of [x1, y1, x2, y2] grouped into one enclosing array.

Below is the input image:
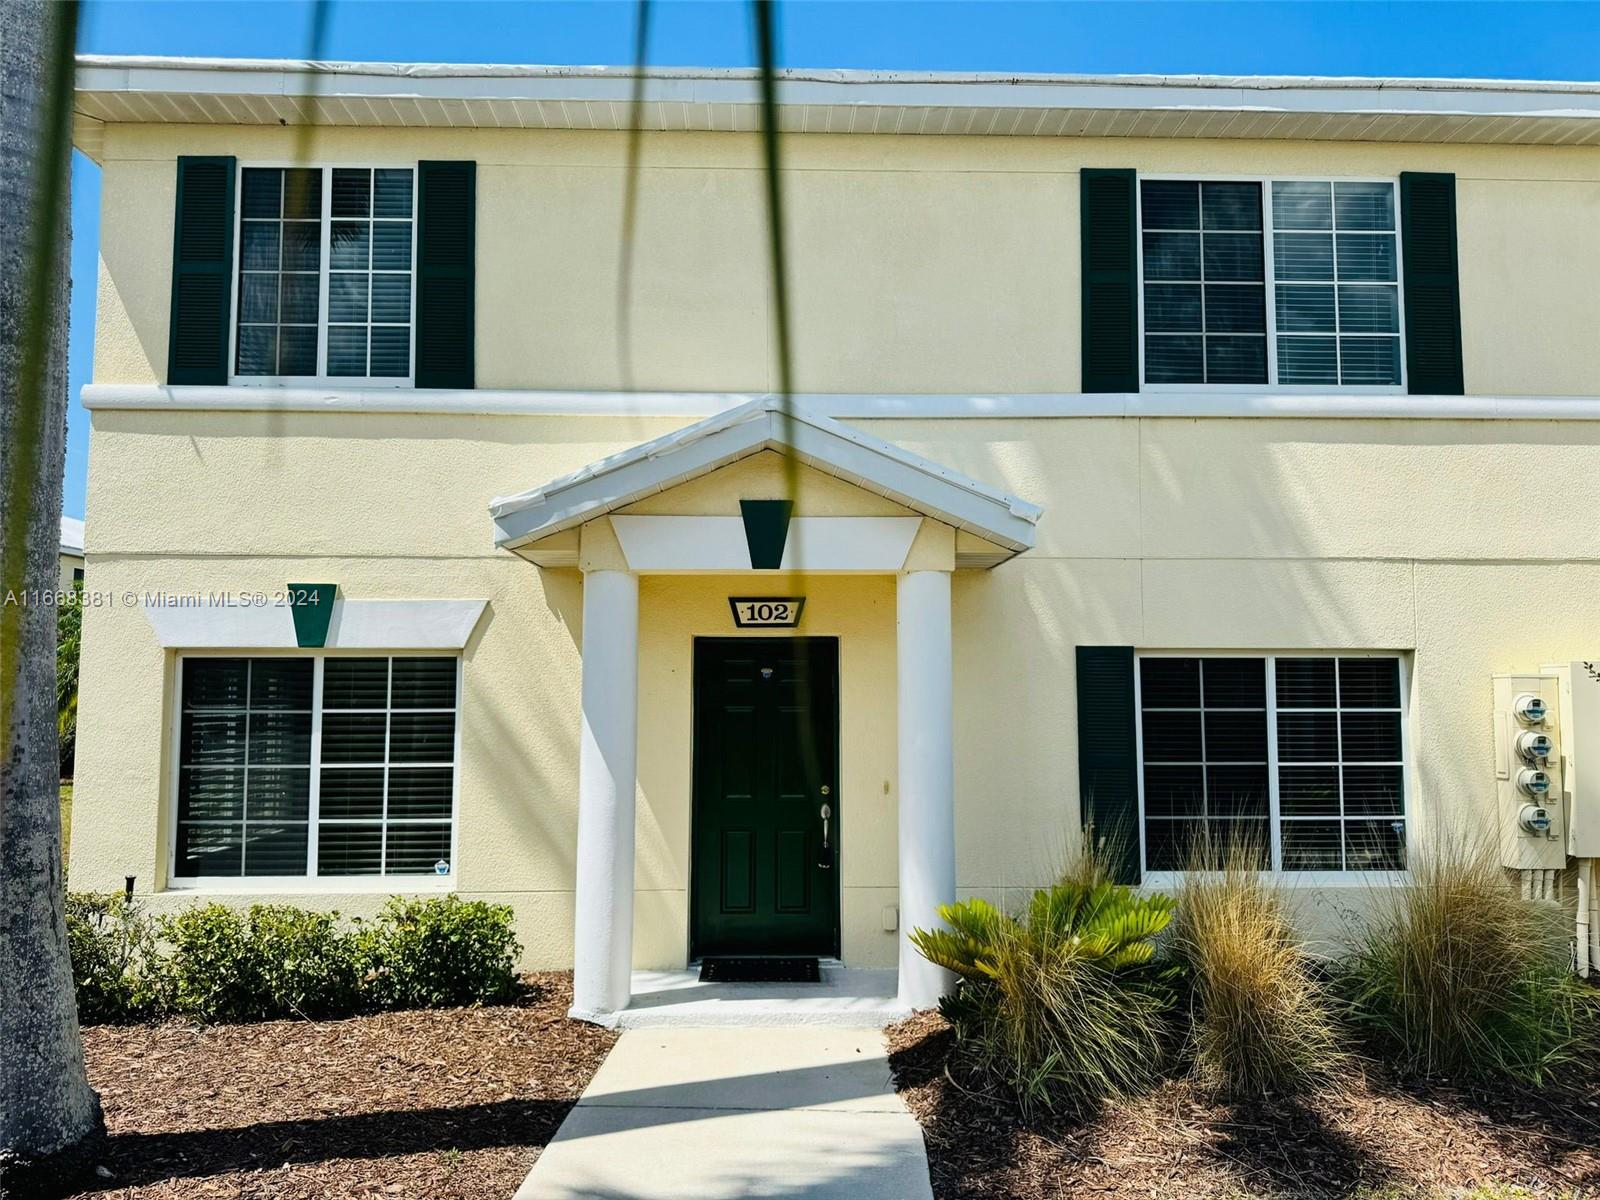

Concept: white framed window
[[1138, 177, 1404, 392], [1135, 652, 1408, 882], [230, 164, 417, 386], [171, 653, 458, 886]]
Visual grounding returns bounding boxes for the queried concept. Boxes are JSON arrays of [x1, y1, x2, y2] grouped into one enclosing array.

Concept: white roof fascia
[[73, 57, 1600, 149], [489, 397, 1041, 558]]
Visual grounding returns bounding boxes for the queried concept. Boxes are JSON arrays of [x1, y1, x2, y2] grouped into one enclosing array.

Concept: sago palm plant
[[912, 880, 1177, 1118]]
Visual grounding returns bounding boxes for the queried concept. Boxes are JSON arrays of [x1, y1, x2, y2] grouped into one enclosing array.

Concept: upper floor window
[[1139, 179, 1402, 390], [233, 166, 416, 384]]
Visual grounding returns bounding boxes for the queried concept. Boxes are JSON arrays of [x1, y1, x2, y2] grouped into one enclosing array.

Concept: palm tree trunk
[[0, 1, 104, 1192]]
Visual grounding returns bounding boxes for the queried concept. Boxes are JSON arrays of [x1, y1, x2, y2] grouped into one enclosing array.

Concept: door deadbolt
[[820, 784, 831, 795]]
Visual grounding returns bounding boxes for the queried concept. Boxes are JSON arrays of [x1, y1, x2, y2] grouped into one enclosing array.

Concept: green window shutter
[[1080, 168, 1139, 394], [415, 160, 476, 389], [1399, 171, 1464, 396], [1076, 645, 1140, 884], [167, 156, 236, 385]]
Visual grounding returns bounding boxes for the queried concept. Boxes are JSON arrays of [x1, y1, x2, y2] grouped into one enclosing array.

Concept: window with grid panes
[[174, 656, 457, 879], [1141, 181, 1268, 385], [234, 166, 415, 381], [1140, 179, 1402, 388], [1137, 655, 1406, 873]]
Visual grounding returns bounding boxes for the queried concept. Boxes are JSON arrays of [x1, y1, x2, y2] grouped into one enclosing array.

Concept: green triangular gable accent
[[740, 500, 794, 570], [287, 583, 339, 648]]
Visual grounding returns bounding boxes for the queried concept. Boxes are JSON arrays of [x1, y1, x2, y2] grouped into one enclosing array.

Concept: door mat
[[699, 956, 822, 983]]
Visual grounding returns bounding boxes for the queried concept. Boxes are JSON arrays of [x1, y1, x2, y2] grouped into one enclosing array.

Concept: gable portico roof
[[489, 397, 1041, 564]]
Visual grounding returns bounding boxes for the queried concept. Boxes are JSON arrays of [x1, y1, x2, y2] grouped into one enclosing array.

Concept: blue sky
[[64, 0, 1600, 518]]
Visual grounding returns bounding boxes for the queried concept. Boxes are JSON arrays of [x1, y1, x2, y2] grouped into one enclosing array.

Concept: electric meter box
[[1493, 673, 1566, 871], [1544, 662, 1600, 859]]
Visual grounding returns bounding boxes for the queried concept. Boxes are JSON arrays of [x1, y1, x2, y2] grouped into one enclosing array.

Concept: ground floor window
[[175, 655, 458, 879], [1136, 653, 1405, 874]]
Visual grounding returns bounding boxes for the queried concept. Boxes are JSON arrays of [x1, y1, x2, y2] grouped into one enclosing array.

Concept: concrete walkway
[[514, 1026, 935, 1200]]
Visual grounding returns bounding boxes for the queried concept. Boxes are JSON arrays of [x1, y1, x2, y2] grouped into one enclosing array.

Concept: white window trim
[[166, 649, 462, 891], [227, 161, 418, 389], [1134, 649, 1412, 889], [1136, 174, 1407, 395]]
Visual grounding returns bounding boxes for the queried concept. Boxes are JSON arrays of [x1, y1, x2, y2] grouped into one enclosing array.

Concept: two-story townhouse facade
[[67, 58, 1600, 1021]]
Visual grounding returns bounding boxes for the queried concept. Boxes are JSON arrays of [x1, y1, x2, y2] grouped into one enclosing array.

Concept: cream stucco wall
[[69, 401, 1600, 964], [91, 122, 1600, 396], [73, 117, 1600, 966]]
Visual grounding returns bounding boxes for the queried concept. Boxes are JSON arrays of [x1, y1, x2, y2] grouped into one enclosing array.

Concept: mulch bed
[[69, 972, 616, 1200], [887, 1010, 1600, 1199]]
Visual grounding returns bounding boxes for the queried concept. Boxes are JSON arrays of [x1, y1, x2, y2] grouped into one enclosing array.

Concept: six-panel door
[[691, 637, 840, 958]]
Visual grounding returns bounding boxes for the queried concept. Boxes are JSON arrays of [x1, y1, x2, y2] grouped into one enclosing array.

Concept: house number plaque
[[729, 596, 805, 628]]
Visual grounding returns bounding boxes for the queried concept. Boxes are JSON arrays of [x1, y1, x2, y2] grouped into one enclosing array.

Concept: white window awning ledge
[[144, 597, 487, 649]]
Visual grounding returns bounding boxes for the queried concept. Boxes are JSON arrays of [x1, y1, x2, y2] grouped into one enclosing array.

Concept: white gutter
[[74, 55, 1600, 122], [74, 55, 1600, 96]]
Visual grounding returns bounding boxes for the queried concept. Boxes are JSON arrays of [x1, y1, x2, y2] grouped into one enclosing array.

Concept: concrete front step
[[574, 967, 909, 1029]]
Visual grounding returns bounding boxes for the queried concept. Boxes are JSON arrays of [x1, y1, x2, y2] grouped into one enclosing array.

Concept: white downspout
[[1592, 872, 1599, 973], [1579, 859, 1594, 979]]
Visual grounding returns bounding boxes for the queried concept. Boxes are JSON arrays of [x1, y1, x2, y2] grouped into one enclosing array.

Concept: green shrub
[[912, 880, 1176, 1118], [65, 890, 156, 1022], [1343, 842, 1598, 1084], [354, 896, 520, 1010], [247, 906, 361, 1017], [68, 893, 520, 1025], [1172, 853, 1342, 1099], [153, 904, 269, 1022]]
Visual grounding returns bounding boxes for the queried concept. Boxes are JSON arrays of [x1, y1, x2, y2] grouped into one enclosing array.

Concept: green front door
[[692, 637, 840, 958]]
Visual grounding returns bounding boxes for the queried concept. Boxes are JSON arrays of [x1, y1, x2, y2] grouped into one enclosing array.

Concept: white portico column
[[570, 569, 640, 1019], [896, 568, 957, 1010]]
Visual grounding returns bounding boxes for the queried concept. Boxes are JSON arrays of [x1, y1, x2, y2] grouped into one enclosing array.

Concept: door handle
[[819, 802, 833, 869]]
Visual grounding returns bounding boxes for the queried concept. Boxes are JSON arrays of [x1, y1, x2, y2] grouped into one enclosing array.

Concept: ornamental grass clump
[[1343, 840, 1598, 1084], [1172, 850, 1342, 1099], [911, 879, 1176, 1119]]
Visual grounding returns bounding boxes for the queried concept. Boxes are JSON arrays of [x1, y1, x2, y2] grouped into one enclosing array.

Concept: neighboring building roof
[[72, 56, 1600, 160], [60, 516, 84, 558], [489, 396, 1042, 564]]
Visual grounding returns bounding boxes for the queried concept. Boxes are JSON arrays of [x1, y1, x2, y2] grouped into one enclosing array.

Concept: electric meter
[[1514, 693, 1549, 725], [1517, 768, 1552, 798], [1515, 730, 1554, 763], [1493, 673, 1566, 870]]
